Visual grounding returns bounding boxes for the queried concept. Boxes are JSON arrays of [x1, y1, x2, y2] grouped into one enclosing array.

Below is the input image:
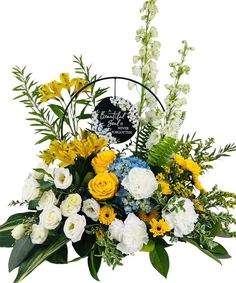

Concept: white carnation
[[39, 205, 62, 230], [109, 219, 124, 242], [11, 224, 25, 240], [60, 194, 82, 217], [82, 199, 100, 222], [63, 214, 86, 243], [33, 161, 48, 180], [30, 224, 48, 244], [37, 190, 58, 210], [22, 176, 40, 202], [110, 214, 148, 255], [54, 168, 72, 189], [162, 197, 198, 237], [122, 168, 158, 200]]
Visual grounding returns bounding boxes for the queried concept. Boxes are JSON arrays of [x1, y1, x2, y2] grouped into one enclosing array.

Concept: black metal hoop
[[60, 76, 165, 140]]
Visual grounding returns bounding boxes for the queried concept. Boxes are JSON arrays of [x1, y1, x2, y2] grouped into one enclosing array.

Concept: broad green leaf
[[208, 242, 231, 259], [14, 234, 69, 283], [72, 233, 96, 257], [88, 248, 102, 281], [0, 230, 15, 247], [28, 198, 40, 210], [81, 172, 95, 187], [210, 223, 222, 237], [9, 237, 35, 272], [154, 237, 172, 248], [149, 241, 169, 278], [47, 244, 68, 264], [141, 239, 155, 252], [0, 212, 34, 233], [184, 238, 222, 264]]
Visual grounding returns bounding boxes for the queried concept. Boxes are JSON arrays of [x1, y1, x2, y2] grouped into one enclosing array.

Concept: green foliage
[[12, 66, 61, 144], [13, 234, 69, 283], [149, 238, 170, 278], [135, 123, 155, 158], [148, 136, 176, 167], [9, 236, 35, 272], [177, 133, 236, 171], [72, 232, 96, 257], [88, 247, 102, 281], [47, 244, 68, 264], [96, 232, 124, 269]]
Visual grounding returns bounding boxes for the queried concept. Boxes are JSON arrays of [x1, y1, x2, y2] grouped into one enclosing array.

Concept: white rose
[[109, 219, 124, 242], [115, 214, 148, 255], [162, 197, 198, 237], [33, 161, 48, 179], [22, 176, 40, 202], [54, 168, 73, 189], [39, 205, 62, 230], [82, 199, 100, 222], [30, 224, 48, 244], [37, 190, 58, 210], [63, 214, 86, 243], [11, 224, 25, 240], [121, 168, 158, 200], [60, 194, 82, 217]]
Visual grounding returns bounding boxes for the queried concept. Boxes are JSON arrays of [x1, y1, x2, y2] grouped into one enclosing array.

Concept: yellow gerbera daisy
[[149, 218, 171, 237], [99, 206, 116, 225]]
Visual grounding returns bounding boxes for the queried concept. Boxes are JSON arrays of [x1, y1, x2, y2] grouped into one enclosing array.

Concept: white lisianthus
[[33, 161, 48, 180], [30, 224, 48, 244], [39, 205, 62, 230], [60, 194, 82, 217], [22, 176, 40, 202], [63, 214, 86, 243], [11, 224, 25, 240], [109, 214, 148, 255], [82, 199, 100, 222], [162, 197, 198, 237], [54, 168, 73, 189], [122, 168, 158, 200], [37, 190, 58, 210], [109, 219, 124, 242]]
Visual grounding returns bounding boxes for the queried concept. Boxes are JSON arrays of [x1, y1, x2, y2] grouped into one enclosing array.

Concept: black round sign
[[92, 96, 138, 143]]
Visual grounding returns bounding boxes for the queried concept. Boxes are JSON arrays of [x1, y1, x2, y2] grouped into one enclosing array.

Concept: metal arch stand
[[60, 76, 165, 140]]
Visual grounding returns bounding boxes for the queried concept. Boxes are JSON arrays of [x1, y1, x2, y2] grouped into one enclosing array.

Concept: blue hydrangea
[[109, 156, 150, 181]]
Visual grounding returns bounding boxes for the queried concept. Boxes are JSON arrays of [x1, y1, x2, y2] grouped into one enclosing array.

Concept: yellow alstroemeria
[[59, 73, 71, 91], [70, 77, 88, 93], [40, 80, 63, 102]]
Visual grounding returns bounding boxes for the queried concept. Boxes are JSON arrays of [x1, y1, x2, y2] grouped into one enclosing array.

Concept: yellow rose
[[91, 150, 116, 174], [88, 173, 118, 201]]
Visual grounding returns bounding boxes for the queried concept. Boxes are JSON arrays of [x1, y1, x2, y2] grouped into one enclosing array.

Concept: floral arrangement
[[1, 0, 236, 282]]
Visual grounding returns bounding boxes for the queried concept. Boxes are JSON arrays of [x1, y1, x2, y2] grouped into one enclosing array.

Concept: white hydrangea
[[162, 197, 198, 237], [109, 214, 148, 255], [122, 167, 158, 200]]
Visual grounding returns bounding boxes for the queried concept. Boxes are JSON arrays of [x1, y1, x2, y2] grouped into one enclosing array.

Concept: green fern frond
[[147, 136, 176, 167], [135, 123, 155, 159]]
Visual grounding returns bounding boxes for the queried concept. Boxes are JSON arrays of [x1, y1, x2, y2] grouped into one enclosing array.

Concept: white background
[[0, 0, 236, 282]]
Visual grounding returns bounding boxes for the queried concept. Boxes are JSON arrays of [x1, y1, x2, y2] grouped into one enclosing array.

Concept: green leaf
[[81, 172, 95, 187], [210, 223, 222, 237], [14, 235, 69, 283], [0, 212, 34, 233], [148, 137, 176, 167], [88, 248, 102, 281], [47, 244, 68, 264], [72, 233, 96, 257], [184, 238, 222, 264], [49, 104, 64, 120], [9, 236, 35, 272], [0, 231, 15, 247], [149, 240, 170, 278], [141, 239, 155, 252], [38, 180, 54, 191], [207, 242, 231, 259], [35, 135, 55, 145], [28, 198, 40, 210], [77, 113, 92, 120]]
